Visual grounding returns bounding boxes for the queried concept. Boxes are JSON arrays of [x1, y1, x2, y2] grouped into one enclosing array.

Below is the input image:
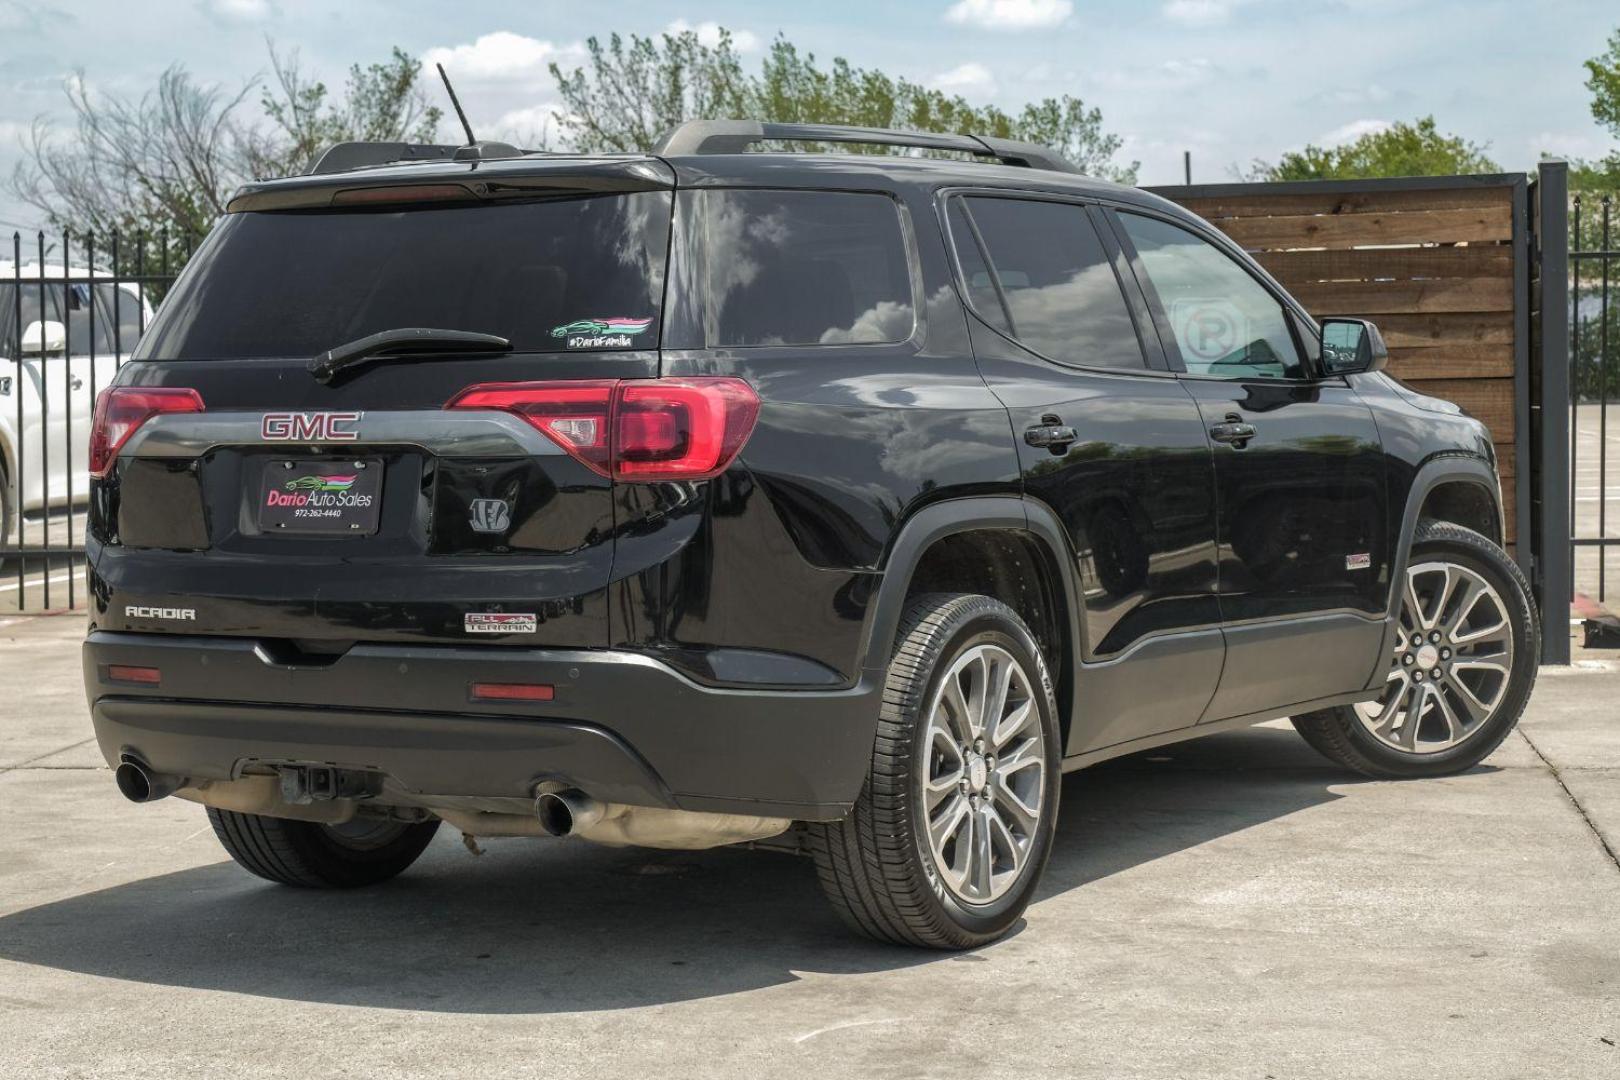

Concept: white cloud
[[1320, 118, 1391, 145], [1528, 130, 1619, 162], [943, 0, 1072, 32], [931, 62, 996, 95], [197, 0, 274, 23], [422, 31, 583, 90], [1163, 0, 1231, 26], [492, 103, 569, 146], [1313, 83, 1394, 107], [1094, 57, 1216, 92], [665, 19, 760, 53]]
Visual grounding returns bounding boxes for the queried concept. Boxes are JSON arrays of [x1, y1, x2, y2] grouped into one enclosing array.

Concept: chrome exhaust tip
[[535, 789, 605, 837], [114, 759, 184, 804]]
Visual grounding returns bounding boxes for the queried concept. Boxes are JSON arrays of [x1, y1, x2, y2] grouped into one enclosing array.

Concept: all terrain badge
[[550, 316, 653, 349], [464, 613, 537, 634]]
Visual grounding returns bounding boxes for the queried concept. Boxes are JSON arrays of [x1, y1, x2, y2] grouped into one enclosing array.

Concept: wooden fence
[[1152, 176, 1526, 548]]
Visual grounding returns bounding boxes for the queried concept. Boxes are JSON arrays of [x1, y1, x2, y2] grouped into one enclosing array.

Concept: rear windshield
[[134, 192, 670, 360]]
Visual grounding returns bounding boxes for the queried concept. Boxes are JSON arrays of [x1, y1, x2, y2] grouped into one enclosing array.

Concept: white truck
[[0, 264, 154, 550]]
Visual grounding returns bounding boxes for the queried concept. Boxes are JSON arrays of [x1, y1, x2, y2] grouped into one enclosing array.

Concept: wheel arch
[[857, 497, 1083, 744], [1368, 454, 1504, 689], [1418, 476, 1502, 547]]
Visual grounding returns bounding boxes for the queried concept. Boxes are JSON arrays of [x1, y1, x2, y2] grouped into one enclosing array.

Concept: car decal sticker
[[550, 316, 654, 348]]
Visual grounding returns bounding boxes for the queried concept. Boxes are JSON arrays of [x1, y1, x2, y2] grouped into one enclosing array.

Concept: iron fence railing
[[3, 229, 191, 612], [1571, 191, 1620, 608]]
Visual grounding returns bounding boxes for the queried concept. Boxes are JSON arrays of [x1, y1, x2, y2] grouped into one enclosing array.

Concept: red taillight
[[615, 379, 760, 480], [446, 378, 759, 482], [470, 682, 555, 702], [89, 387, 206, 478], [106, 665, 162, 685]]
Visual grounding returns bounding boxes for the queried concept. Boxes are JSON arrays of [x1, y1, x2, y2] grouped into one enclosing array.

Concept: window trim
[[1102, 204, 1338, 386], [936, 187, 1167, 378], [675, 186, 925, 353]]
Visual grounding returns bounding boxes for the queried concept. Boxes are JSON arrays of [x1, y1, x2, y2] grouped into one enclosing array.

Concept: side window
[[946, 200, 1010, 335], [690, 189, 914, 347], [1117, 212, 1304, 380], [95, 284, 146, 354], [2, 284, 62, 356], [949, 196, 1146, 370], [63, 283, 113, 355]]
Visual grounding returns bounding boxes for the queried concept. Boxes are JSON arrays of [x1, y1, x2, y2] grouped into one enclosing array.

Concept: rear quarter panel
[[623, 180, 1020, 686]]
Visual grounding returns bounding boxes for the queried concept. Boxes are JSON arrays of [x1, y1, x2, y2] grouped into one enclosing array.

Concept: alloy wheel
[[919, 643, 1048, 905], [1356, 559, 1514, 755]]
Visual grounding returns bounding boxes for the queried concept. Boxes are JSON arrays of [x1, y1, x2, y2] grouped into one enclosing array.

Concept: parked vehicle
[[81, 123, 1538, 949], [1, 265, 151, 548]]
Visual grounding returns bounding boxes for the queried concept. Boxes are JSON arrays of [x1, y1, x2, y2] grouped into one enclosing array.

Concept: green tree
[[549, 30, 751, 154], [241, 44, 441, 178], [1250, 117, 1498, 181], [550, 29, 1137, 182], [1587, 26, 1620, 141], [8, 42, 440, 242], [1579, 26, 1620, 188]]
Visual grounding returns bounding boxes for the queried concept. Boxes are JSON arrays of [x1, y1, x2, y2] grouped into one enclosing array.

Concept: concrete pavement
[[2, 613, 1617, 1079]]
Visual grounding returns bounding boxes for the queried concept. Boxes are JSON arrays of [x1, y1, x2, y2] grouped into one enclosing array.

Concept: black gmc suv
[[82, 121, 1538, 949]]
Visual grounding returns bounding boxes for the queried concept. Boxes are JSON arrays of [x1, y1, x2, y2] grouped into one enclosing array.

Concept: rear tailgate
[[88, 160, 673, 649]]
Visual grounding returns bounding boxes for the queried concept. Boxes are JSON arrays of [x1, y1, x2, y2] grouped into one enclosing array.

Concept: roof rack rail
[[651, 120, 1083, 174], [310, 140, 526, 175]]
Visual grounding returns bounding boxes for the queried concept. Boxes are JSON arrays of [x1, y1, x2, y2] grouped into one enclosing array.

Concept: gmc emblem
[[261, 411, 362, 441]]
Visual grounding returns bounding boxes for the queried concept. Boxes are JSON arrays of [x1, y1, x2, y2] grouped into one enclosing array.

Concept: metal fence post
[[1535, 161, 1571, 664]]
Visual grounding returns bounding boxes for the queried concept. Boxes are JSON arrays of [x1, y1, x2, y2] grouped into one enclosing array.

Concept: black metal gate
[[1568, 180, 1620, 629], [3, 229, 187, 613]]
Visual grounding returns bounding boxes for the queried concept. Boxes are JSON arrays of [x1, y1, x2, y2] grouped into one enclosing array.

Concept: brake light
[[89, 387, 206, 478], [331, 184, 476, 205], [446, 378, 759, 481]]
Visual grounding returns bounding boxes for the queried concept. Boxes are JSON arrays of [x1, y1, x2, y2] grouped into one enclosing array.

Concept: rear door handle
[[1024, 422, 1077, 450], [1209, 420, 1257, 446]]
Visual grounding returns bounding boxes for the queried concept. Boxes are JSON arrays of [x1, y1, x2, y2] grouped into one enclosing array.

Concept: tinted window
[[947, 200, 1009, 335], [952, 197, 1144, 370], [62, 283, 112, 355], [135, 193, 670, 360], [1118, 212, 1304, 380], [96, 284, 146, 354], [688, 190, 913, 347]]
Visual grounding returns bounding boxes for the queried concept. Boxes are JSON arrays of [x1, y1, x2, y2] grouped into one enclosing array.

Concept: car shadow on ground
[[0, 724, 1468, 1013]]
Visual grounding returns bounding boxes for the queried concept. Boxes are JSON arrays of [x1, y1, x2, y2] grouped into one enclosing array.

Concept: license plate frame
[[258, 459, 384, 536]]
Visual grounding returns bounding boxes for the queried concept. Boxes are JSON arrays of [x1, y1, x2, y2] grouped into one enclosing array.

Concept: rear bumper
[[83, 632, 880, 821]]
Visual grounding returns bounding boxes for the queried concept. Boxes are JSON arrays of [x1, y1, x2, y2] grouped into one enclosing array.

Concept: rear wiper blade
[[308, 327, 512, 384]]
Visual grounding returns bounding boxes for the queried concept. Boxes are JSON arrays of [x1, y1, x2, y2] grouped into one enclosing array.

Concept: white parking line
[[0, 569, 80, 595]]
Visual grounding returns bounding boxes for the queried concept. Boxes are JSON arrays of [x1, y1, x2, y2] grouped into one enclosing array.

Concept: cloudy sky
[[0, 0, 1614, 230]]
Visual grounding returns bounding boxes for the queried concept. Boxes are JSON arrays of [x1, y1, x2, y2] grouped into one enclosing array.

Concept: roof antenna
[[437, 63, 477, 146]]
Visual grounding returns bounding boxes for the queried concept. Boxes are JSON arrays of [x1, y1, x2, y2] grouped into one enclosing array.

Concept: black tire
[[807, 592, 1063, 949], [207, 807, 440, 888], [0, 455, 12, 570], [1292, 522, 1538, 779]]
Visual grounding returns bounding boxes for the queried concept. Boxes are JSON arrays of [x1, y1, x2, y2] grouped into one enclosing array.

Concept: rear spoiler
[[310, 140, 536, 175], [227, 157, 676, 213]]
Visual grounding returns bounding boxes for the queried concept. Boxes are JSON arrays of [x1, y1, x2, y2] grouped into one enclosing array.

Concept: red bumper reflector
[[470, 682, 555, 702], [106, 665, 162, 685]]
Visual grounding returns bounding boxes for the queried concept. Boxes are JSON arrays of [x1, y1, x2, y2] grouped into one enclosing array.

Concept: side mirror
[[19, 319, 67, 355], [1319, 317, 1388, 376]]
